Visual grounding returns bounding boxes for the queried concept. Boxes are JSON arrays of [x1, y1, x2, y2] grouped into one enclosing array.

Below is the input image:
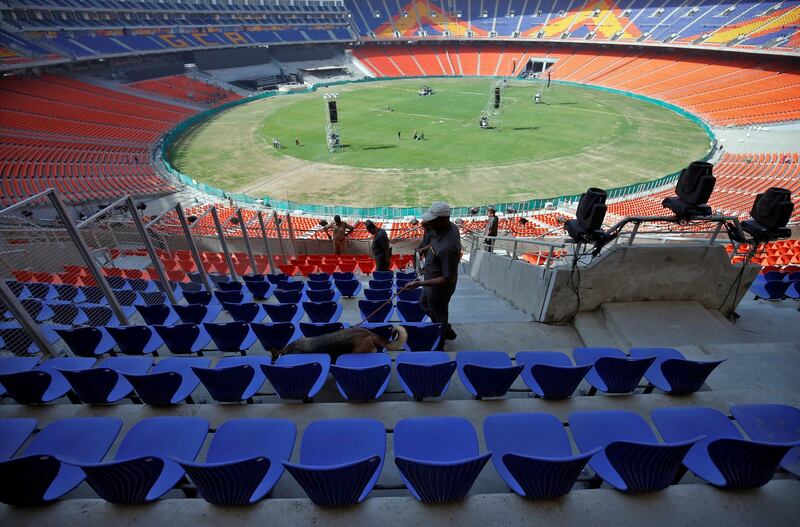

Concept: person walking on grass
[[322, 215, 354, 255]]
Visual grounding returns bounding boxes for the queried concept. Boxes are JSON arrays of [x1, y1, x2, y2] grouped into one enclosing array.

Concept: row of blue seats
[[751, 271, 800, 300], [0, 346, 722, 404], [1, 404, 797, 506]]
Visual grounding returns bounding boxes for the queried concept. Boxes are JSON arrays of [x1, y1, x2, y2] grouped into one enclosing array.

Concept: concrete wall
[[467, 244, 760, 323]]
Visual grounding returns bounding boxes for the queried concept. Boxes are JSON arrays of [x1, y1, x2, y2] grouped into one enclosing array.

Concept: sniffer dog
[[271, 325, 408, 362]]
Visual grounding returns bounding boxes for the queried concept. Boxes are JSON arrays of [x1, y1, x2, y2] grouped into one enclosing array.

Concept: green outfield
[[169, 78, 711, 207]]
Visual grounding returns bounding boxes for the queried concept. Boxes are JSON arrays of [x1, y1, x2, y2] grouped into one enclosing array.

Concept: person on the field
[[365, 220, 391, 272], [322, 215, 354, 255], [406, 202, 460, 350], [484, 206, 498, 252]]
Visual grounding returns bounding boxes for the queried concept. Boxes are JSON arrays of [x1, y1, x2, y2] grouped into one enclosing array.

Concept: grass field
[[169, 78, 711, 207]]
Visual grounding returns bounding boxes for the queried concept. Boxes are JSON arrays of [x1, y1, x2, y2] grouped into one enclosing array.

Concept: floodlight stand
[[323, 93, 342, 153], [480, 80, 506, 131]]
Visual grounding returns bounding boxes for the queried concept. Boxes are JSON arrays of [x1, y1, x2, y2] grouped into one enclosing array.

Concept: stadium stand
[[128, 75, 241, 107], [352, 44, 800, 126]]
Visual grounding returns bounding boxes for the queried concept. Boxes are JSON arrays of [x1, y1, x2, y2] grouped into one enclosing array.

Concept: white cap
[[422, 201, 451, 222]]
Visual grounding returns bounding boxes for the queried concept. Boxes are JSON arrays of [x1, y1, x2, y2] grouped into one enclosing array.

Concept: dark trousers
[[420, 284, 455, 351], [374, 255, 390, 272], [484, 238, 495, 252]]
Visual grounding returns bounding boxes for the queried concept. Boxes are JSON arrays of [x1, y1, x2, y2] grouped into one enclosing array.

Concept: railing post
[[126, 197, 177, 305], [237, 208, 258, 276], [211, 206, 237, 281], [175, 202, 212, 291], [49, 191, 129, 325], [512, 240, 518, 260], [285, 213, 299, 255], [628, 223, 640, 246], [257, 211, 276, 274], [0, 280, 58, 357], [273, 211, 288, 264], [709, 221, 724, 246]]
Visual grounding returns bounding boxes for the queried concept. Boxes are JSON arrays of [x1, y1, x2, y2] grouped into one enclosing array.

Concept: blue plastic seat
[[204, 322, 257, 354], [184, 290, 216, 305], [786, 281, 800, 300], [573, 347, 655, 394], [55, 284, 84, 303], [372, 271, 394, 281], [127, 278, 159, 293], [0, 417, 122, 505], [138, 291, 168, 306], [80, 305, 121, 327], [283, 419, 385, 507], [264, 302, 303, 323], [223, 302, 269, 323], [484, 412, 597, 499], [359, 323, 393, 349], [136, 304, 179, 326], [334, 278, 362, 297], [358, 299, 394, 323], [193, 356, 270, 403], [20, 298, 53, 322], [174, 303, 222, 324], [48, 302, 90, 325], [177, 281, 204, 294], [0, 325, 59, 355], [251, 322, 299, 351], [731, 404, 800, 478], [217, 280, 244, 292], [332, 272, 355, 281], [214, 290, 252, 304], [629, 347, 725, 394], [308, 272, 330, 282], [302, 300, 343, 323], [265, 273, 290, 285], [396, 300, 429, 323], [274, 289, 304, 304], [570, 410, 701, 492], [0, 357, 94, 404], [79, 286, 108, 305], [0, 418, 37, 460], [330, 353, 392, 402], [5, 280, 28, 298], [277, 281, 305, 292], [397, 288, 421, 302], [402, 323, 442, 351], [369, 279, 393, 290], [59, 356, 153, 404], [364, 288, 392, 301], [395, 351, 456, 401], [750, 280, 790, 300], [652, 407, 799, 489], [245, 280, 274, 300], [396, 271, 416, 281], [260, 354, 331, 401], [153, 323, 212, 355], [394, 416, 490, 503], [177, 419, 296, 506], [456, 351, 524, 399], [305, 288, 341, 303], [78, 417, 209, 504], [124, 357, 210, 405], [307, 280, 333, 291], [55, 326, 117, 357], [243, 274, 266, 282], [111, 289, 141, 318], [107, 276, 129, 290], [300, 322, 345, 338], [516, 351, 591, 399], [106, 325, 164, 355], [26, 282, 57, 300], [0, 357, 39, 396]]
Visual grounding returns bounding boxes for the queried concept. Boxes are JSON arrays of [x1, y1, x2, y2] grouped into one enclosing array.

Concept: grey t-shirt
[[484, 215, 498, 237]]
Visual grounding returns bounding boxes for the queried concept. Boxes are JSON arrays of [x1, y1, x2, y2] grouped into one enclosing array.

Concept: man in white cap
[[406, 201, 461, 350]]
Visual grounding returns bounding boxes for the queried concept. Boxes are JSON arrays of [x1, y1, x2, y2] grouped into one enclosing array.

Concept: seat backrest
[[394, 416, 478, 461], [298, 418, 385, 466]]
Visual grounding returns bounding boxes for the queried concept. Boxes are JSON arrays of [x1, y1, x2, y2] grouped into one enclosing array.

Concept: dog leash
[[353, 273, 418, 328]]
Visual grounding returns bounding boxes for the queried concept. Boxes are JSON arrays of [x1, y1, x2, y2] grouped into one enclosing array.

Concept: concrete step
[[1, 479, 797, 527]]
